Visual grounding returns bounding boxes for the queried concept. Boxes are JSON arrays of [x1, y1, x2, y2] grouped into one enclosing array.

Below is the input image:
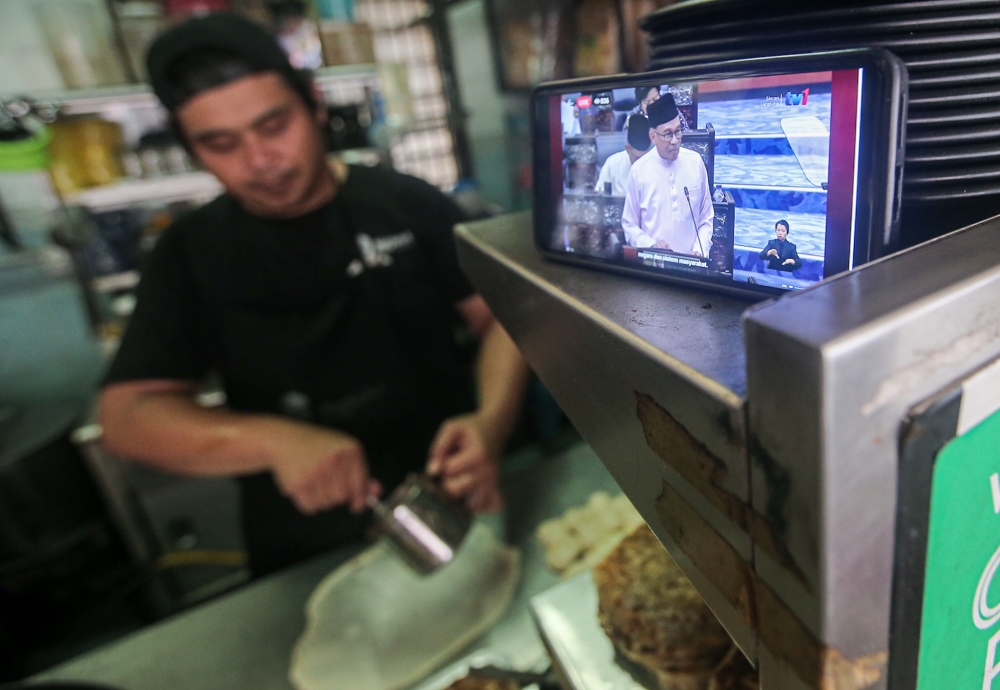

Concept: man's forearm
[[99, 384, 287, 476], [474, 321, 530, 456]]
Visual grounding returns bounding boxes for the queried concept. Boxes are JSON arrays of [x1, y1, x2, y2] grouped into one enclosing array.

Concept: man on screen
[[759, 219, 802, 271], [595, 114, 652, 197], [621, 94, 713, 255]]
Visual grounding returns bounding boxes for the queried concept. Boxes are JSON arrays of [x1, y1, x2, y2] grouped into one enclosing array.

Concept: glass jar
[[49, 117, 124, 193]]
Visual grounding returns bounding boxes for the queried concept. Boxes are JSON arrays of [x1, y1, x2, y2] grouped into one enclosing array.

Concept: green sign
[[917, 406, 1000, 690]]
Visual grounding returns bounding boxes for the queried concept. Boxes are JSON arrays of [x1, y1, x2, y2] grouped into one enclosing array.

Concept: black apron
[[200, 197, 474, 576]]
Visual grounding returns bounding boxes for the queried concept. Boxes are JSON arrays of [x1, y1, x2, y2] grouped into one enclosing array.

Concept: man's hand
[[99, 382, 382, 516], [653, 240, 672, 250], [268, 424, 381, 515], [693, 250, 704, 258], [427, 413, 503, 513], [767, 248, 779, 258], [782, 258, 796, 266]]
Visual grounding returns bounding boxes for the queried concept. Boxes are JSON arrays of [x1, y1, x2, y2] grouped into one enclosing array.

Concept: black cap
[[146, 13, 293, 110], [646, 93, 679, 128], [626, 114, 652, 151]]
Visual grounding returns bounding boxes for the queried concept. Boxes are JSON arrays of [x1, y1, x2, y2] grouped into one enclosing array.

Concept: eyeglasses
[[652, 128, 683, 142]]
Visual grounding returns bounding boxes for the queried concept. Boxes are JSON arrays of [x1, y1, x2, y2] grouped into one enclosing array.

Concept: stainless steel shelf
[[63, 171, 223, 212], [5, 64, 379, 114], [457, 211, 1000, 689], [63, 147, 384, 213]]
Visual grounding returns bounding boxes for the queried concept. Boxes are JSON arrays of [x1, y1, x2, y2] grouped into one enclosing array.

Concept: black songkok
[[646, 93, 679, 128], [626, 114, 652, 151]]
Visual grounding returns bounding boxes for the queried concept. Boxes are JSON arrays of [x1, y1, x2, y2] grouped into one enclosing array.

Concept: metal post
[[426, 0, 475, 181]]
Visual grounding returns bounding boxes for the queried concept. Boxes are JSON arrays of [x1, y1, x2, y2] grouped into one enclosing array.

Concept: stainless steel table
[[34, 442, 620, 690]]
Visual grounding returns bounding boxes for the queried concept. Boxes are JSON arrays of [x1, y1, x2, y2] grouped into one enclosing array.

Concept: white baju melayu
[[621, 146, 714, 254], [595, 150, 635, 197], [562, 99, 581, 136]]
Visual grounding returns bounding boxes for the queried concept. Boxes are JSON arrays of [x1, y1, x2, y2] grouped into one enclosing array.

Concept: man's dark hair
[[160, 47, 317, 114], [158, 47, 318, 148], [776, 219, 790, 232], [635, 85, 658, 102], [146, 13, 320, 148]]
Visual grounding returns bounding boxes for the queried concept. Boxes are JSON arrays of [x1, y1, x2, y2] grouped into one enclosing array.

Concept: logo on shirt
[[355, 231, 415, 269]]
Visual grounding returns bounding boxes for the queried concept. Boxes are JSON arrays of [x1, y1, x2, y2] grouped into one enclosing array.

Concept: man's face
[[624, 141, 648, 164], [649, 117, 683, 161], [640, 87, 659, 115], [776, 224, 788, 241], [176, 72, 328, 218]]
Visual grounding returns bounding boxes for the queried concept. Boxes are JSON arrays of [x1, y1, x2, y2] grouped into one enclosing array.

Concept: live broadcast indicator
[[576, 95, 592, 109]]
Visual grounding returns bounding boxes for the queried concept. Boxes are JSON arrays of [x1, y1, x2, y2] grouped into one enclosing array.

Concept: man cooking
[[595, 114, 652, 197], [621, 94, 713, 255], [98, 14, 529, 577]]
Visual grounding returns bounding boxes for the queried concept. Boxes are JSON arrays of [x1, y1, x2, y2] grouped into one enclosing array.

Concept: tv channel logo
[[784, 88, 810, 106]]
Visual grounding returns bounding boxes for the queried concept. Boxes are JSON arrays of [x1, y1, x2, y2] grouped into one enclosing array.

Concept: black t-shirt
[[105, 165, 478, 575]]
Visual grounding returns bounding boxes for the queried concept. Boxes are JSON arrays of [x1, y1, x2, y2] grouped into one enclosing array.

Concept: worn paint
[[655, 481, 755, 628], [636, 391, 748, 529]]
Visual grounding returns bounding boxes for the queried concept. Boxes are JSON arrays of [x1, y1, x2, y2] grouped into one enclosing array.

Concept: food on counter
[[443, 677, 518, 690], [536, 490, 645, 577], [708, 646, 758, 690], [594, 524, 732, 690], [288, 524, 520, 690]]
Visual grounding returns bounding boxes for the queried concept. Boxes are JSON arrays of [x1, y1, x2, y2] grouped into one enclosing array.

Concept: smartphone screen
[[542, 69, 866, 292]]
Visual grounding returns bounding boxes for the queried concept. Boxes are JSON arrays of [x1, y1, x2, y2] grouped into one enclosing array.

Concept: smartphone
[[531, 49, 907, 298]]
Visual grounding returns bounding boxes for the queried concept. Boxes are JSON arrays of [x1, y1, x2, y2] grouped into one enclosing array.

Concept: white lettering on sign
[[976, 545, 1000, 689], [986, 629, 1000, 690], [974, 545, 1000, 630], [991, 473, 1000, 514]]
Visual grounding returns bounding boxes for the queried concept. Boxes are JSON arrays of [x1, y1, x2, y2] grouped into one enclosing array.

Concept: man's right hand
[[653, 240, 672, 250], [767, 248, 779, 258], [268, 424, 380, 515], [99, 383, 381, 516]]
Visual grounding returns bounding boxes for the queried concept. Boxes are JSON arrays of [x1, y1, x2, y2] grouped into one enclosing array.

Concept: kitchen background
[[0, 0, 674, 681]]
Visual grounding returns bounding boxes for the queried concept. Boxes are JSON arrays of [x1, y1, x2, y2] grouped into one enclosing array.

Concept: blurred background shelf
[[62, 171, 223, 212], [5, 63, 380, 114]]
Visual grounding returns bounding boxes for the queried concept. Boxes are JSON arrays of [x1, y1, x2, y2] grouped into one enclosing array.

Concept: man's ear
[[312, 81, 328, 125]]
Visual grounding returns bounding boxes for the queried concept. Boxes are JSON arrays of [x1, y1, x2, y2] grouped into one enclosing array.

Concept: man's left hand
[[782, 258, 795, 266], [427, 413, 503, 513]]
